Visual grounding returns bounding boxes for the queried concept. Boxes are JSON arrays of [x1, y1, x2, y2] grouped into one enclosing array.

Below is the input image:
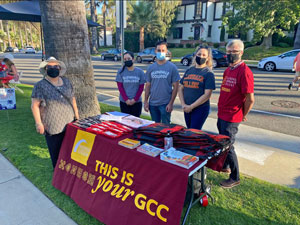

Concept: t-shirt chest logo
[[123, 76, 139, 83], [221, 76, 237, 92], [183, 74, 203, 89], [151, 70, 169, 79]]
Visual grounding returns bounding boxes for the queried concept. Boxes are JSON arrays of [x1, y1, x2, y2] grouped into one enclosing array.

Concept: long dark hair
[[119, 51, 134, 74]]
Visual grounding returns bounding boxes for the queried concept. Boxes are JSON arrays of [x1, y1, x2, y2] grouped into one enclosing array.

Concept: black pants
[[217, 118, 240, 181], [120, 101, 142, 117], [45, 130, 66, 168]]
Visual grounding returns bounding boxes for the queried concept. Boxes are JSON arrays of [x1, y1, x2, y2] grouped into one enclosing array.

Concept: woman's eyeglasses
[[46, 65, 60, 70]]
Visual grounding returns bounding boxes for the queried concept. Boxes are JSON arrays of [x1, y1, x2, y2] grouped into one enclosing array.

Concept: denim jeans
[[217, 118, 240, 181], [184, 104, 210, 130], [149, 104, 171, 124]]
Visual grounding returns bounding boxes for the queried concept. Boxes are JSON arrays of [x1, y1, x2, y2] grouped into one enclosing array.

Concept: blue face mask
[[156, 52, 166, 61]]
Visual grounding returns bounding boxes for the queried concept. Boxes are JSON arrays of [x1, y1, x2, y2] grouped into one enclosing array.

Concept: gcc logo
[[71, 130, 96, 166]]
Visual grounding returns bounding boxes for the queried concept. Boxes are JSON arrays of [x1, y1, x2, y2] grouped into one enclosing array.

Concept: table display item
[[118, 115, 154, 128], [160, 147, 199, 169], [118, 138, 141, 149], [137, 143, 165, 157], [106, 111, 129, 117], [164, 131, 173, 150]]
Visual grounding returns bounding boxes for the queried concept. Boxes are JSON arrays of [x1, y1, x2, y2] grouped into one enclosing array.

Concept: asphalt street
[[11, 53, 300, 137]]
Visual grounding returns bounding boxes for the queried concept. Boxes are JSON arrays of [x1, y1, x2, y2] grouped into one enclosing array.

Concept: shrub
[[168, 43, 176, 48], [213, 43, 220, 48], [244, 42, 255, 49], [278, 42, 290, 48], [186, 43, 192, 48], [178, 44, 184, 48]]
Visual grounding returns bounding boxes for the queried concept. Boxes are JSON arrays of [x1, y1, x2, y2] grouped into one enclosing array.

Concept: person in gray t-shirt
[[144, 41, 180, 124], [116, 51, 145, 117]]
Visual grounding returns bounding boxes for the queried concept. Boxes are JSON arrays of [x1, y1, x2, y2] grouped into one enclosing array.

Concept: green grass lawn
[[243, 46, 293, 60], [169, 48, 195, 58], [1, 84, 300, 225]]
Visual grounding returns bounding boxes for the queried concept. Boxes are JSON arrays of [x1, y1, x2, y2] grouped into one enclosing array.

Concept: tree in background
[[90, 0, 98, 53], [294, 18, 300, 49], [222, 0, 300, 49], [129, 1, 158, 51], [152, 0, 180, 40], [39, 0, 100, 118]]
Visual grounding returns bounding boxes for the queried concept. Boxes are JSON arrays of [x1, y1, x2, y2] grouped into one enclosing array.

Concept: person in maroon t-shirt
[[217, 39, 255, 188]]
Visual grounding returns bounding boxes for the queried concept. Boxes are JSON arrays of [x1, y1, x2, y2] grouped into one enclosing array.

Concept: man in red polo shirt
[[217, 39, 255, 188]]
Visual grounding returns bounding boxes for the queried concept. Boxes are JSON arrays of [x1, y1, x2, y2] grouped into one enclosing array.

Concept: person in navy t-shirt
[[178, 46, 215, 130]]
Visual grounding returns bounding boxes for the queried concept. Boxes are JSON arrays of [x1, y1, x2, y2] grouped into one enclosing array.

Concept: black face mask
[[124, 60, 133, 67], [195, 56, 207, 65], [227, 53, 240, 64], [47, 67, 60, 78]]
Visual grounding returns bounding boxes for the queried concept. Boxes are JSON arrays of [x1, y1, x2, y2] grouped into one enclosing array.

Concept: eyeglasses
[[226, 50, 241, 54], [46, 65, 60, 70]]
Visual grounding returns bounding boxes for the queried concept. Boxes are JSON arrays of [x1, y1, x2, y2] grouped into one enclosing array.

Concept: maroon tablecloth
[[52, 124, 206, 225]]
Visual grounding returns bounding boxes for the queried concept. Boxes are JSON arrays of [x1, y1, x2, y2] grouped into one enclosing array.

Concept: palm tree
[[98, 0, 114, 47], [90, 0, 98, 53], [129, 1, 158, 51], [39, 0, 100, 118]]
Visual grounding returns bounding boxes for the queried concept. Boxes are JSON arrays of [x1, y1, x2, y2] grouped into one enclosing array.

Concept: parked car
[[180, 49, 228, 68], [5, 47, 14, 52], [136, 47, 172, 63], [25, 46, 35, 54], [100, 49, 127, 61], [258, 49, 300, 71], [13, 47, 19, 52]]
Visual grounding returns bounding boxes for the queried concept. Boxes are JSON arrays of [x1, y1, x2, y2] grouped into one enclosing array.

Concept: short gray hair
[[226, 39, 244, 51]]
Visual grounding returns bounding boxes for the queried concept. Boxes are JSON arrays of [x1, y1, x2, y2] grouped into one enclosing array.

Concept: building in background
[[167, 0, 253, 46], [99, 27, 113, 46]]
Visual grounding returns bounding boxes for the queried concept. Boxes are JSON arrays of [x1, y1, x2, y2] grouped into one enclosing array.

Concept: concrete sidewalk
[[99, 93, 300, 188], [0, 154, 77, 225]]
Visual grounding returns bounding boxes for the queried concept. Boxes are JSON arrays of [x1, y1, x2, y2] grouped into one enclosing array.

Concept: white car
[[25, 47, 35, 54], [258, 49, 300, 71]]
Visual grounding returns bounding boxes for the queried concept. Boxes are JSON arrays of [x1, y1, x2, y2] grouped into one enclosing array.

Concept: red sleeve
[[134, 84, 144, 102], [240, 65, 254, 94], [117, 82, 128, 101]]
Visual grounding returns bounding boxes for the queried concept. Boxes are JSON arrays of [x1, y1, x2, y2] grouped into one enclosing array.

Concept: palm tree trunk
[[18, 22, 24, 48], [294, 19, 300, 49], [39, 0, 100, 118], [29, 23, 33, 47], [139, 26, 144, 51], [5, 22, 11, 47], [0, 20, 3, 51], [25, 23, 28, 46], [103, 12, 107, 46], [90, 0, 98, 54]]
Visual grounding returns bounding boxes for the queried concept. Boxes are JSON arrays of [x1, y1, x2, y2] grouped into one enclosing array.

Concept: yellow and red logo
[[71, 130, 96, 166]]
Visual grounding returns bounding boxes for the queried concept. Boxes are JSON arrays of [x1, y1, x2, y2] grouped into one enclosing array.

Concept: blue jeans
[[149, 104, 171, 124], [184, 104, 210, 130], [217, 118, 240, 181]]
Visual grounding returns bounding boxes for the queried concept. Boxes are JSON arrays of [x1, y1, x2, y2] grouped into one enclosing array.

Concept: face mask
[[195, 56, 207, 65], [156, 52, 166, 61], [124, 60, 133, 67], [47, 67, 60, 78], [227, 53, 240, 64]]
